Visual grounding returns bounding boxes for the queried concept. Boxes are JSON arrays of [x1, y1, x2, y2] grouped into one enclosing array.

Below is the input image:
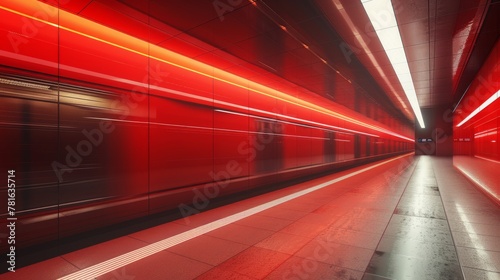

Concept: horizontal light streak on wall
[[0, 122, 71, 129], [215, 109, 369, 136], [475, 155, 500, 164], [474, 128, 498, 139], [85, 117, 329, 140], [457, 90, 500, 127], [0, 77, 51, 90], [0, 1, 414, 142], [216, 109, 327, 132]]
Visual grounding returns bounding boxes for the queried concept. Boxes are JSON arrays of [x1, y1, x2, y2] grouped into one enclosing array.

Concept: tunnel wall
[[453, 39, 500, 205], [0, 0, 415, 253]]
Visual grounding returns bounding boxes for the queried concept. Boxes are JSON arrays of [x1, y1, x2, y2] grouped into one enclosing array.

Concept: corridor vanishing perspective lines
[[6, 155, 498, 279], [365, 156, 463, 279]]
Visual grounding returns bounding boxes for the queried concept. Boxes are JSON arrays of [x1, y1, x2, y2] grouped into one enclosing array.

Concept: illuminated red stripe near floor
[[57, 153, 412, 280]]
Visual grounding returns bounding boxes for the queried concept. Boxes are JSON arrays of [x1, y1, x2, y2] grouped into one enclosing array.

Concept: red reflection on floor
[[4, 155, 500, 280], [454, 155, 500, 206]]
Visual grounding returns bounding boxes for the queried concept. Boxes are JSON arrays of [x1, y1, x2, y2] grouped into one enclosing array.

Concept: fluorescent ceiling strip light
[[456, 90, 500, 127], [332, 0, 411, 119], [361, 0, 425, 128]]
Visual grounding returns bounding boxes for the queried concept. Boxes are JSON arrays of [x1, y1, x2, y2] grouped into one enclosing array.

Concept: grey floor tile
[[453, 231, 500, 252], [449, 220, 500, 237], [365, 252, 463, 280], [264, 255, 364, 280], [376, 235, 460, 264], [457, 246, 500, 272], [384, 221, 454, 245], [389, 214, 450, 229], [362, 273, 395, 280], [394, 204, 447, 219], [447, 212, 500, 225], [462, 267, 500, 280]]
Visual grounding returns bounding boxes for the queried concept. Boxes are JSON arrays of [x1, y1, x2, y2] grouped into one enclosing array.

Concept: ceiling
[[53, 0, 500, 126], [313, 0, 496, 113]]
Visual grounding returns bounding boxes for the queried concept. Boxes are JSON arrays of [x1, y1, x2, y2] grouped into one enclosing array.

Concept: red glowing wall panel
[[454, 39, 500, 160], [454, 39, 500, 204], [0, 2, 58, 77], [0, 0, 415, 251]]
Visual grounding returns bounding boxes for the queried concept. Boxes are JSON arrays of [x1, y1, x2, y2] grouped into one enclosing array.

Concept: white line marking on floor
[[58, 154, 411, 280]]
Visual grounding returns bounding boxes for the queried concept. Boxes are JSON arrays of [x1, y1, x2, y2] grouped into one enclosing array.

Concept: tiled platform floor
[[2, 155, 500, 280]]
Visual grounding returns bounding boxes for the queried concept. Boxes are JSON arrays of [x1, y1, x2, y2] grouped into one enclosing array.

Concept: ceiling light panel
[[361, 0, 425, 128]]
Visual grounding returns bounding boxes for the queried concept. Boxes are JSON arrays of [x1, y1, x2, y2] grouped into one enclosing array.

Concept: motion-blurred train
[[0, 0, 414, 253]]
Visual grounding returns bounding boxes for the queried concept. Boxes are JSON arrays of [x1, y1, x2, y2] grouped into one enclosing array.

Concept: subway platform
[[3, 155, 500, 280]]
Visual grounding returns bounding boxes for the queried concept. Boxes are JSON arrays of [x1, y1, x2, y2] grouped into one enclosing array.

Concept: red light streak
[[0, 0, 413, 141]]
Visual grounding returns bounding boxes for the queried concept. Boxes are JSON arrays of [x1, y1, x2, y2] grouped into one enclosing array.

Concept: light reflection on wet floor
[[364, 156, 500, 280]]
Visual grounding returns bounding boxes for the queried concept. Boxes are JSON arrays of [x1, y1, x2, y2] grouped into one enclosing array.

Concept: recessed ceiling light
[[361, 0, 425, 128]]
